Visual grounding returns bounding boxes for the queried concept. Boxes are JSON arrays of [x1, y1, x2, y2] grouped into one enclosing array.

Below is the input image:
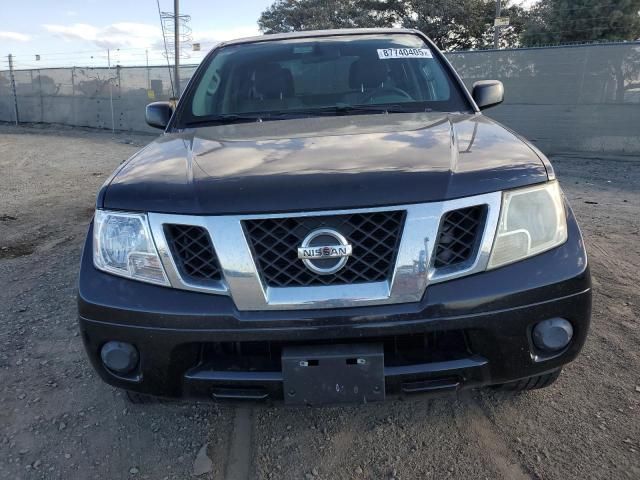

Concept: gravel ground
[[0, 124, 638, 480]]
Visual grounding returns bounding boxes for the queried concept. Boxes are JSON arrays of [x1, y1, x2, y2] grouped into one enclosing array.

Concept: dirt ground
[[0, 124, 638, 480]]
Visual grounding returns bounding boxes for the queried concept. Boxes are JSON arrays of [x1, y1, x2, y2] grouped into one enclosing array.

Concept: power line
[[533, 15, 640, 24], [9, 49, 107, 57], [522, 24, 640, 36], [6, 46, 169, 57], [519, 1, 634, 13], [3, 47, 206, 70]]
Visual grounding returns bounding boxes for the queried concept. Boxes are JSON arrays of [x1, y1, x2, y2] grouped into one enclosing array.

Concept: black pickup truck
[[78, 29, 591, 405]]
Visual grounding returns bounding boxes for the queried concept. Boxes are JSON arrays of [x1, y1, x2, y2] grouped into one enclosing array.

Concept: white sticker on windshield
[[377, 48, 433, 59]]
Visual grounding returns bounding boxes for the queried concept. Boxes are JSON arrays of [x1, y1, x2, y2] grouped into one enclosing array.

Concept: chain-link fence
[[447, 41, 640, 154], [1, 42, 639, 153], [0, 65, 196, 133]]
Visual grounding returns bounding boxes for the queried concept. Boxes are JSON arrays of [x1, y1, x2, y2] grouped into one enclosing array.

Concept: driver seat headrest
[[349, 58, 388, 91], [253, 64, 294, 100]]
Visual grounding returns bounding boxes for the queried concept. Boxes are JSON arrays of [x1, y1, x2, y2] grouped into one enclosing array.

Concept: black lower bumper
[[79, 287, 590, 401], [77, 211, 591, 403]]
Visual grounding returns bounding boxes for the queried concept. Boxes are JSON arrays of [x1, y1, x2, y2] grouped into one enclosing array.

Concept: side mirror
[[472, 80, 504, 110], [145, 101, 173, 129]]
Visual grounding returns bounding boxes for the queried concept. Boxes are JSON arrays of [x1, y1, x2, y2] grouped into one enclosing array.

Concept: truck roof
[[219, 28, 423, 48]]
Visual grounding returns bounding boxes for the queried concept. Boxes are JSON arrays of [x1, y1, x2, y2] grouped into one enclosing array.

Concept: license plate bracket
[[282, 344, 385, 406]]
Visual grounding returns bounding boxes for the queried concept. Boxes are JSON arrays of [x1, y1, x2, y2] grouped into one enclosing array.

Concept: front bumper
[[78, 210, 591, 402]]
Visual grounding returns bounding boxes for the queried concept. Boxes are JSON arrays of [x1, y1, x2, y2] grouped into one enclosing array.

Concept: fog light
[[100, 341, 139, 374], [532, 318, 573, 352]]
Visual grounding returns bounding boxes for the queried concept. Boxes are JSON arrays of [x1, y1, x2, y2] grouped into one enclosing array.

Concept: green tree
[[400, 0, 527, 50], [258, 0, 402, 33], [522, 0, 640, 46], [258, 0, 528, 51]]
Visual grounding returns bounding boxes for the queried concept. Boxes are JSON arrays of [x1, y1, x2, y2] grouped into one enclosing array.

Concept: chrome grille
[[164, 224, 222, 282], [243, 211, 405, 287], [148, 192, 501, 310], [433, 206, 486, 269]]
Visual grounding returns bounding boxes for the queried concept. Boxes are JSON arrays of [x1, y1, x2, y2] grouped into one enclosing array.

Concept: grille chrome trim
[[147, 191, 501, 311], [149, 215, 229, 295], [244, 211, 405, 286], [433, 206, 486, 269], [164, 224, 223, 282]]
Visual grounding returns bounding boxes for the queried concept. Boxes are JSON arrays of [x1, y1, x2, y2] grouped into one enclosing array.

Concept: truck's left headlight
[[488, 181, 568, 269], [93, 210, 169, 285]]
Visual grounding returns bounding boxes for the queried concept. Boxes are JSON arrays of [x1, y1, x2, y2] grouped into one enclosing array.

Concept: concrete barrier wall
[[0, 66, 197, 133], [1, 42, 639, 154], [447, 42, 640, 155]]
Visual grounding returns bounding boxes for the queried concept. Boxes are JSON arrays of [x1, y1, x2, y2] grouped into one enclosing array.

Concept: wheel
[[125, 390, 162, 404], [492, 368, 562, 392]]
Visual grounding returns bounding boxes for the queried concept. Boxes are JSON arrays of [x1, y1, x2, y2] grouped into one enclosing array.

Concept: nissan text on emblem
[[297, 229, 353, 275]]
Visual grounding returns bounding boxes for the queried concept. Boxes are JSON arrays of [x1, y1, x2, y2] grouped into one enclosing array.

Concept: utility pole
[[146, 49, 150, 89], [174, 0, 180, 97], [7, 54, 19, 125], [107, 49, 115, 134], [494, 0, 502, 49]]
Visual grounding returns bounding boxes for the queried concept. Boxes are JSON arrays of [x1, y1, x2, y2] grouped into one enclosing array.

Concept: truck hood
[[101, 113, 548, 215]]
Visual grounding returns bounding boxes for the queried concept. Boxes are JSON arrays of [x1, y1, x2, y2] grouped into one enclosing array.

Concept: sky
[[0, 0, 273, 69], [0, 0, 539, 70]]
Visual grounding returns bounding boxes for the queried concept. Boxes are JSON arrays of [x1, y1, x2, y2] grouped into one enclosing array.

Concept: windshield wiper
[[330, 103, 417, 114], [184, 104, 429, 127], [184, 113, 263, 127], [269, 103, 427, 118]]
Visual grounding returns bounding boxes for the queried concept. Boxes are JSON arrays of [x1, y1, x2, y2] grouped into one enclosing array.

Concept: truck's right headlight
[[93, 210, 169, 285], [488, 181, 567, 269]]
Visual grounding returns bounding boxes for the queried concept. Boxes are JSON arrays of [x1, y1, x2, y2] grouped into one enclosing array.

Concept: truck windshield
[[181, 33, 471, 126]]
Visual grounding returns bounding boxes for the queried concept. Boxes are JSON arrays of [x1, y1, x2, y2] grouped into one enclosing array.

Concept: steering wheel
[[362, 86, 413, 103]]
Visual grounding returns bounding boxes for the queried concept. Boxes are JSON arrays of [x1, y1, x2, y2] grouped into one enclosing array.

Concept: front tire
[[493, 368, 562, 392]]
